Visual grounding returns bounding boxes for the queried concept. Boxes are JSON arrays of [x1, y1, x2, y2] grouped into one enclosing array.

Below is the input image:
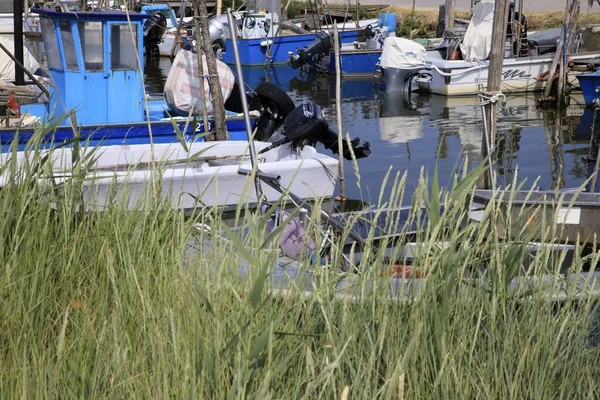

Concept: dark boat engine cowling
[[260, 102, 371, 160], [143, 12, 167, 57], [288, 31, 333, 69]]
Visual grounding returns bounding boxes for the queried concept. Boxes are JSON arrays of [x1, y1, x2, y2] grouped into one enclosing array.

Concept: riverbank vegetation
[[1, 135, 599, 397], [284, 2, 600, 38]]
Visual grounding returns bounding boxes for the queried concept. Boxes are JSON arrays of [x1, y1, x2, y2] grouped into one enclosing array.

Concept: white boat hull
[[1, 141, 339, 210], [420, 53, 599, 96]]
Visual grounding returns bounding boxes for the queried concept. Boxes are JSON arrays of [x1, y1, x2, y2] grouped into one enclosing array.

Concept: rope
[[477, 89, 506, 107]]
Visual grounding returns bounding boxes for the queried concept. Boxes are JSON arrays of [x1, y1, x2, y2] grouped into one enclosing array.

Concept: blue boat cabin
[[31, 7, 148, 126]]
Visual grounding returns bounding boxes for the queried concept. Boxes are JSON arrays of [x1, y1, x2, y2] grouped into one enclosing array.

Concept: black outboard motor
[[260, 102, 371, 160], [288, 31, 333, 69], [144, 12, 167, 57]]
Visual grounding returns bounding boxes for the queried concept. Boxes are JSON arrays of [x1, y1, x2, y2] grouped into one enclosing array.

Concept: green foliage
[[0, 127, 599, 398]]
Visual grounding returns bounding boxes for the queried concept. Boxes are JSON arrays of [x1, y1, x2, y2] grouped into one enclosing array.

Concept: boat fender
[[265, 208, 319, 261], [260, 40, 274, 47]]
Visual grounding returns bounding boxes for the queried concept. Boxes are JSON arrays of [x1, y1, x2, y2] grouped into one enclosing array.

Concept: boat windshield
[[41, 18, 62, 70], [110, 24, 138, 70], [59, 20, 79, 71], [79, 21, 104, 72]]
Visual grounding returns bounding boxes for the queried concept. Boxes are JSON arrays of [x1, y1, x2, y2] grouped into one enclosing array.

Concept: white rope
[[478, 90, 506, 107]]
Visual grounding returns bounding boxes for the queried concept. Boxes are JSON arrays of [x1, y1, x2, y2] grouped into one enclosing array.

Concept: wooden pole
[[171, 0, 186, 59], [479, 0, 510, 189], [13, 0, 24, 85], [333, 23, 346, 200], [543, 0, 576, 98], [567, 0, 581, 52], [194, 0, 228, 140], [444, 0, 455, 30], [216, 0, 222, 16], [191, 1, 210, 139]]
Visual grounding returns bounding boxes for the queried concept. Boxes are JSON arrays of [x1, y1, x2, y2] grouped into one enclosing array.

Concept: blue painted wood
[[577, 71, 600, 105], [5, 9, 252, 154], [0, 119, 250, 151], [221, 30, 360, 66], [106, 21, 145, 123], [31, 8, 148, 21], [328, 49, 381, 76]]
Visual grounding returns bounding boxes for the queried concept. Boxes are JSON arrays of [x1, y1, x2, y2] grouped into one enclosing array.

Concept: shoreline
[[347, 0, 594, 12]]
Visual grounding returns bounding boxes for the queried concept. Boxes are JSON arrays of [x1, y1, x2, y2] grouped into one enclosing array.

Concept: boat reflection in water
[[378, 92, 426, 146], [141, 58, 596, 203], [376, 90, 592, 190]]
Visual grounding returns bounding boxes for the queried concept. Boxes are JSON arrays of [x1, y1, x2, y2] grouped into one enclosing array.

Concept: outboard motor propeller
[[143, 12, 167, 57], [259, 102, 371, 160]]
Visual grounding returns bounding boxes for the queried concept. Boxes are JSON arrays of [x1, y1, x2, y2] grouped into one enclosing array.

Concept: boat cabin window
[[110, 24, 138, 70], [59, 21, 79, 71], [41, 18, 62, 70], [78, 21, 104, 71]]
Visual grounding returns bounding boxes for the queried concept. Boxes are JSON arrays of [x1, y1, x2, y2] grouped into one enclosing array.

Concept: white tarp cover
[[164, 49, 235, 116], [460, 0, 495, 60], [0, 36, 39, 81], [380, 37, 426, 70]]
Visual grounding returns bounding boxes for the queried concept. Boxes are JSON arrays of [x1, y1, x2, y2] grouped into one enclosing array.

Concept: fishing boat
[[217, 0, 366, 66], [380, 0, 600, 96], [0, 7, 371, 209], [0, 6, 256, 149], [287, 13, 406, 76]]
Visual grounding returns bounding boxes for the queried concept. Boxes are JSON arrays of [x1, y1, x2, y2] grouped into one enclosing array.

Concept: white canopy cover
[[380, 37, 426, 70], [460, 0, 495, 60], [0, 36, 39, 81]]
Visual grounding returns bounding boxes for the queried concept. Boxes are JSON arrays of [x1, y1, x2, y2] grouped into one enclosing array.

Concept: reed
[[0, 132, 599, 398]]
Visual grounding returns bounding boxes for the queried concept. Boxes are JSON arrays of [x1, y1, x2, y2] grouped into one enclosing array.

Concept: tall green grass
[[1, 139, 599, 398]]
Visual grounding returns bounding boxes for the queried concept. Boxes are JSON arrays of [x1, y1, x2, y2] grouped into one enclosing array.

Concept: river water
[[145, 57, 594, 205]]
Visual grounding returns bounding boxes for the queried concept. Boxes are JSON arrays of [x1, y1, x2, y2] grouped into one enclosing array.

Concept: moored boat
[[0, 6, 372, 209], [380, 0, 600, 96], [577, 69, 600, 106], [471, 190, 600, 245]]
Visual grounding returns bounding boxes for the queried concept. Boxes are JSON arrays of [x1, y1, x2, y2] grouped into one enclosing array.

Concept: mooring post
[[13, 0, 24, 85], [479, 0, 510, 189], [194, 0, 227, 140], [171, 0, 186, 59], [444, 0, 455, 30], [543, 0, 576, 98], [191, 0, 211, 139], [333, 22, 346, 201]]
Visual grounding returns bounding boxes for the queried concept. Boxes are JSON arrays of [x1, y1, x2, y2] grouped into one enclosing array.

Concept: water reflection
[[144, 61, 595, 203]]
